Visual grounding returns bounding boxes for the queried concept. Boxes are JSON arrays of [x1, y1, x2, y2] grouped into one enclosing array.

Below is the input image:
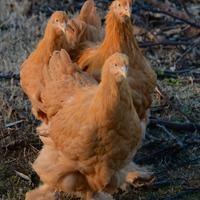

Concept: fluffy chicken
[[26, 52, 143, 200], [78, 0, 102, 42], [37, 49, 97, 123], [20, 1, 101, 122], [66, 0, 102, 45], [20, 11, 70, 120], [77, 0, 157, 124], [66, 0, 103, 59], [78, 0, 101, 30]]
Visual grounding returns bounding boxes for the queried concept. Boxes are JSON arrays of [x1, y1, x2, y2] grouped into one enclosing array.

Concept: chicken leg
[[85, 191, 114, 200], [124, 162, 153, 187]]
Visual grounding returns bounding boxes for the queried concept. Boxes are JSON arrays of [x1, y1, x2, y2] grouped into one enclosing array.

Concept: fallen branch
[[144, 0, 189, 20], [15, 170, 31, 182], [0, 71, 20, 80], [149, 118, 200, 131], [5, 120, 24, 128], [139, 2, 200, 29], [156, 69, 199, 80], [176, 0, 192, 18], [181, 78, 200, 84], [157, 124, 183, 147], [135, 142, 183, 163], [174, 37, 200, 65], [135, 136, 200, 164], [162, 188, 200, 200], [138, 179, 176, 190], [156, 156, 200, 176], [1, 139, 26, 150], [139, 41, 191, 48]]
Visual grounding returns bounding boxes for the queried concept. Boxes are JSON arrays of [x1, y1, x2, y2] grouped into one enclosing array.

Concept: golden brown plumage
[[66, 0, 102, 45], [66, 0, 103, 59], [77, 0, 157, 122], [20, 11, 70, 120], [78, 0, 101, 30], [37, 49, 97, 123], [26, 53, 142, 200]]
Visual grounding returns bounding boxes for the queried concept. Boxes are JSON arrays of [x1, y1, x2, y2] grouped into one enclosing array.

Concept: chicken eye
[[112, 63, 118, 67], [118, 3, 121, 7], [55, 19, 59, 23]]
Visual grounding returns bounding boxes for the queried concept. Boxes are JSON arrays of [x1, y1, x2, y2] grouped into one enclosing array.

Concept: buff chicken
[[36, 49, 97, 124], [25, 52, 143, 200], [77, 0, 157, 126], [66, 0, 103, 59], [20, 1, 102, 123], [20, 11, 70, 120]]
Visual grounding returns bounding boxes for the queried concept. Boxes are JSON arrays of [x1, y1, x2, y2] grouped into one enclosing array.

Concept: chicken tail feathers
[[31, 90, 48, 123], [43, 49, 76, 85], [79, 0, 101, 29]]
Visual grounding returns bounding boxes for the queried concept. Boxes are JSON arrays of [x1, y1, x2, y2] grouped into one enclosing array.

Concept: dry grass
[[0, 0, 200, 199]]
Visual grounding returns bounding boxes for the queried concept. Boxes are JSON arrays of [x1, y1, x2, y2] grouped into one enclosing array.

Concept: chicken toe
[[124, 162, 153, 186]]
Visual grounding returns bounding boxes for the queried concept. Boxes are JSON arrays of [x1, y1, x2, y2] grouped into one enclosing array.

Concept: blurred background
[[0, 0, 200, 199]]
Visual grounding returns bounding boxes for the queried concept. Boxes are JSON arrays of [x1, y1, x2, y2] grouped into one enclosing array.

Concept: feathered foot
[[124, 162, 153, 187], [37, 123, 49, 137], [25, 184, 58, 200], [85, 191, 114, 200]]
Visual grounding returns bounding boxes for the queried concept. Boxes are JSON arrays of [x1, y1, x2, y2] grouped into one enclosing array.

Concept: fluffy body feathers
[[66, 0, 103, 59], [78, 0, 101, 30], [38, 49, 97, 122], [26, 52, 142, 200], [77, 0, 157, 121], [20, 11, 70, 120], [23, 1, 154, 199]]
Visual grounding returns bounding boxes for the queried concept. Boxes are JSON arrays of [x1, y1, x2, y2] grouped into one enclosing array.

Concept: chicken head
[[101, 52, 129, 83], [49, 11, 68, 34], [110, 0, 133, 21]]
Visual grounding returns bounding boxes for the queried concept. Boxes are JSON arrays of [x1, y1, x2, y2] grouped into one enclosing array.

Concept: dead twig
[[136, 136, 200, 164], [149, 118, 200, 131], [156, 157, 200, 175], [171, 96, 197, 126], [135, 178, 177, 189], [135, 142, 183, 164], [15, 170, 31, 182], [0, 16, 13, 28], [0, 72, 20, 80], [5, 120, 24, 128], [151, 104, 168, 113], [139, 3, 200, 29], [174, 37, 200, 66], [144, 0, 189, 20], [181, 78, 200, 84], [1, 139, 26, 150], [139, 41, 191, 48], [162, 188, 200, 200], [155, 83, 167, 100], [176, 0, 192, 18], [157, 124, 183, 147], [156, 69, 198, 80]]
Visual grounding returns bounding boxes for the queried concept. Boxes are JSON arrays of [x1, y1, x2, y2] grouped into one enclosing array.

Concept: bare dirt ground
[[0, 0, 200, 199]]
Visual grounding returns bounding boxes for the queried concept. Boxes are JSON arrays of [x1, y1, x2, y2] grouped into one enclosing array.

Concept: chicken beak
[[123, 6, 131, 18], [59, 22, 67, 33], [121, 66, 128, 77]]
